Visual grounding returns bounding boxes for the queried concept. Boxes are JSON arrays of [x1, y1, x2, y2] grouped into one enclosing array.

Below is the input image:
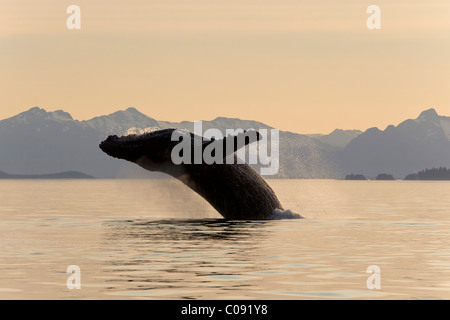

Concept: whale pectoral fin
[[202, 130, 261, 159], [223, 130, 261, 158]]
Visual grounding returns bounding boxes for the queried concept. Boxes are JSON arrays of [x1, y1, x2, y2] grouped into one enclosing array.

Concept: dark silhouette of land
[[0, 171, 95, 179], [376, 173, 395, 180], [345, 173, 396, 180], [345, 174, 367, 180], [404, 167, 450, 180]]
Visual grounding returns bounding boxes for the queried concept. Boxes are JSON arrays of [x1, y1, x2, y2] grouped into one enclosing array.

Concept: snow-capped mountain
[[0, 107, 337, 178], [336, 108, 450, 178], [0, 107, 134, 177], [83, 107, 159, 136], [0, 106, 448, 179], [157, 117, 274, 133], [307, 129, 362, 149]]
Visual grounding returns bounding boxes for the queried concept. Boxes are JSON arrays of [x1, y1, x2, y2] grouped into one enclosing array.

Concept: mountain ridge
[[336, 107, 450, 177], [0, 106, 448, 179]]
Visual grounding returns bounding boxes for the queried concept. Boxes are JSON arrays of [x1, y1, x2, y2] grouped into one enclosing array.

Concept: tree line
[[345, 167, 450, 180]]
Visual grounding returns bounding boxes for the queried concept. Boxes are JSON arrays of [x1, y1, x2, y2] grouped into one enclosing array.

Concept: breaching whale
[[99, 129, 301, 220]]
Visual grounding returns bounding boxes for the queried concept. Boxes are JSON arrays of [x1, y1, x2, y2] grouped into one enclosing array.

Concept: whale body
[[99, 128, 301, 220]]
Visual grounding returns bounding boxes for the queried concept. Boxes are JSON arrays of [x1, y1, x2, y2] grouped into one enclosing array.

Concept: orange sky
[[0, 0, 449, 133]]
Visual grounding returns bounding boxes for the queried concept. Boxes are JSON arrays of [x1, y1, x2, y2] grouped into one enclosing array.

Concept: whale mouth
[[99, 134, 144, 162]]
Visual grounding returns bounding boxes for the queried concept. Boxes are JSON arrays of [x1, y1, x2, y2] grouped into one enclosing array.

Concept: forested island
[[404, 167, 450, 180], [345, 168, 450, 181], [345, 173, 395, 180]]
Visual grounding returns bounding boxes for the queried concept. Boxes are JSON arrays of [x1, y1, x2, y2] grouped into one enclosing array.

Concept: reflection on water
[[101, 219, 270, 299], [0, 179, 450, 299], [106, 219, 268, 242]]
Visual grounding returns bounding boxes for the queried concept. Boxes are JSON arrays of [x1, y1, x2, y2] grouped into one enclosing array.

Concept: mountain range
[[336, 109, 450, 178], [0, 106, 448, 179]]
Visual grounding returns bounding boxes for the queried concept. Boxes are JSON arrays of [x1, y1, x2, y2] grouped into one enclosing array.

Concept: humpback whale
[[99, 129, 301, 220]]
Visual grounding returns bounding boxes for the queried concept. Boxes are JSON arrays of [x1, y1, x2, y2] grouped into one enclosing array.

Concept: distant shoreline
[[0, 171, 95, 180], [2, 168, 450, 181]]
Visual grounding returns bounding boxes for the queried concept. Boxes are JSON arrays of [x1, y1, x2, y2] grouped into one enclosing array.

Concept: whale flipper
[[203, 130, 261, 159]]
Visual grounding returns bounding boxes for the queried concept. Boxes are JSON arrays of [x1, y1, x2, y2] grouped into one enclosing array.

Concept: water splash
[[124, 126, 160, 136], [271, 208, 303, 220]]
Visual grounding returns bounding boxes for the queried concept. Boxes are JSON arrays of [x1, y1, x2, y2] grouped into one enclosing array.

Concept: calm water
[[0, 179, 449, 299]]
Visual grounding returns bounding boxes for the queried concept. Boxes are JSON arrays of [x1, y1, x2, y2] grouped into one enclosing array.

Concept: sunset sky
[[0, 0, 449, 133]]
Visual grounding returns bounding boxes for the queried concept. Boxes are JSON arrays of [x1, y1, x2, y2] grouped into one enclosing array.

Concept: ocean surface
[[0, 179, 449, 300]]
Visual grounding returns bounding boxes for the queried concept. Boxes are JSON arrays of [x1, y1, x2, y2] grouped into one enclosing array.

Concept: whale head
[[99, 129, 184, 171]]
